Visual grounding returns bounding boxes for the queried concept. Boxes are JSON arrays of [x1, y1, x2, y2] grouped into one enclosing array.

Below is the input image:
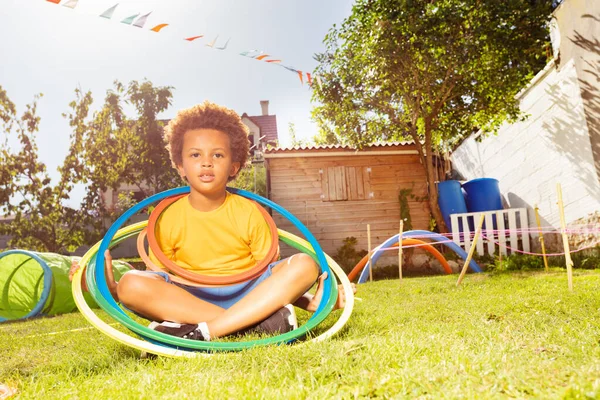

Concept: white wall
[[452, 58, 600, 229]]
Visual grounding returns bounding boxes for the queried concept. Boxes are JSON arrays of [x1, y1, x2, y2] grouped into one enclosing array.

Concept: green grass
[[2, 270, 600, 399]]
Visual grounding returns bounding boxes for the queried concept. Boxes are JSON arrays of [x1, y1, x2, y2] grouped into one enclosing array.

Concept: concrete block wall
[[452, 58, 600, 233]]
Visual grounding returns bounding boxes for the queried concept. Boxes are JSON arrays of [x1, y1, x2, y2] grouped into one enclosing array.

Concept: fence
[[450, 208, 530, 256]]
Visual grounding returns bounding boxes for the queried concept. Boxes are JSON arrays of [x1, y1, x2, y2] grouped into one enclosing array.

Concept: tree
[[0, 86, 91, 253], [0, 79, 180, 252], [66, 80, 181, 231], [312, 0, 555, 231], [230, 163, 267, 197]]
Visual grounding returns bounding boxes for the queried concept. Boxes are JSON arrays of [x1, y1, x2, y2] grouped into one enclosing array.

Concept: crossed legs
[[116, 253, 319, 338]]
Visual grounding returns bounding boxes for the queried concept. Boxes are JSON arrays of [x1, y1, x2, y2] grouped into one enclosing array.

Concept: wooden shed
[[264, 143, 438, 259]]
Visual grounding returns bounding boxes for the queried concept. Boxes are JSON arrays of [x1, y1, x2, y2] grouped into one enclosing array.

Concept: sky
[[0, 0, 354, 205]]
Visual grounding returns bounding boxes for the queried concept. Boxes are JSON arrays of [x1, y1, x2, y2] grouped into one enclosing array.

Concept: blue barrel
[[462, 178, 503, 212], [437, 180, 468, 230]]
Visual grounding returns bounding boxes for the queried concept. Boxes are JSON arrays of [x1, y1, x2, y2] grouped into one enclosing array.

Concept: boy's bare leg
[[206, 253, 319, 338], [117, 270, 226, 323], [117, 254, 319, 338]]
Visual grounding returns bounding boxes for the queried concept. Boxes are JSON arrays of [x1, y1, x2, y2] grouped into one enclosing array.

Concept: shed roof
[[264, 141, 417, 158]]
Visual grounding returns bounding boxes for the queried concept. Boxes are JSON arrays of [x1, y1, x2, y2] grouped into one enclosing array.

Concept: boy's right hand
[[69, 259, 88, 292], [68, 250, 119, 301]]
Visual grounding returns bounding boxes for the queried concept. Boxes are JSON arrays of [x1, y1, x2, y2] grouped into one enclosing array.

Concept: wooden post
[[367, 224, 373, 282], [556, 184, 574, 291], [534, 203, 549, 272], [457, 214, 485, 286], [399, 220, 404, 281]]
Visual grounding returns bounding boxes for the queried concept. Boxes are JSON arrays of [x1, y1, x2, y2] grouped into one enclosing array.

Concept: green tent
[[0, 249, 131, 322]]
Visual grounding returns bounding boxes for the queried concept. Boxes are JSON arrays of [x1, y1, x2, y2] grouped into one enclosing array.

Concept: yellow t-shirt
[[149, 192, 272, 276]]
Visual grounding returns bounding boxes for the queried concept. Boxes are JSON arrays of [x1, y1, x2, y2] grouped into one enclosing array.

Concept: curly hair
[[164, 101, 250, 181]]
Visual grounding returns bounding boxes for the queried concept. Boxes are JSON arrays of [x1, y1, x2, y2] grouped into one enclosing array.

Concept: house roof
[[242, 114, 278, 144]]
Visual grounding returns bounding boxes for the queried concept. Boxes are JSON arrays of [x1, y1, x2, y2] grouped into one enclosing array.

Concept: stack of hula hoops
[[71, 187, 354, 357]]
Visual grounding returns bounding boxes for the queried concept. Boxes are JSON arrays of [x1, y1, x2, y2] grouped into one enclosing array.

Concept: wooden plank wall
[[267, 153, 432, 258]]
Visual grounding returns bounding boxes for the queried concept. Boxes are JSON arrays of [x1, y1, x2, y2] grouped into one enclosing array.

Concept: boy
[[74, 101, 352, 342]]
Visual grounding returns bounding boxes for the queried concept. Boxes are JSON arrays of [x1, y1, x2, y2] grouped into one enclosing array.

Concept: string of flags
[[45, 0, 322, 87]]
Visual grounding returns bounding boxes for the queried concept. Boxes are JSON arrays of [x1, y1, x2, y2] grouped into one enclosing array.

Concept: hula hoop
[[86, 228, 336, 351], [357, 230, 482, 283], [278, 230, 354, 344], [73, 223, 349, 355], [347, 239, 452, 282], [84, 187, 337, 351], [145, 194, 279, 285], [92, 187, 334, 318], [0, 250, 54, 322]]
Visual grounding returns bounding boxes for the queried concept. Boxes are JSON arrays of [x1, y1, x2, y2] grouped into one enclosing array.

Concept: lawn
[[1, 270, 600, 399]]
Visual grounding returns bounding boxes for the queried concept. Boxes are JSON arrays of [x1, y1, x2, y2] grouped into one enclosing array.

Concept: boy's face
[[177, 128, 241, 197]]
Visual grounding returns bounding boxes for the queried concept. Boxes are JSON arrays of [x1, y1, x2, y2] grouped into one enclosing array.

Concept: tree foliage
[[312, 0, 555, 230], [66, 80, 180, 223], [230, 163, 267, 197], [0, 80, 179, 252], [0, 87, 91, 252]]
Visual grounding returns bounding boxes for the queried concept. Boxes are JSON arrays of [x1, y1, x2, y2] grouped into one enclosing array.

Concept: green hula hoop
[[74, 222, 347, 353]]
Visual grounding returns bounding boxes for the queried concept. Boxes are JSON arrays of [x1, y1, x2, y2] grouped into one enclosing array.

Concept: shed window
[[320, 166, 371, 201]]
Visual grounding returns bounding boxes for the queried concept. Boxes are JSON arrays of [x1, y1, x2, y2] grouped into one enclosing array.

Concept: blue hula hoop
[[358, 230, 482, 283], [91, 186, 333, 319]]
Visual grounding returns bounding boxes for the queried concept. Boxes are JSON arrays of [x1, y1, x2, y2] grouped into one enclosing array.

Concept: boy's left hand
[[308, 272, 357, 312]]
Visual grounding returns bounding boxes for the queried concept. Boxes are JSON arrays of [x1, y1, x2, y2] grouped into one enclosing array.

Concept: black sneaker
[[148, 321, 206, 340], [244, 304, 298, 335]]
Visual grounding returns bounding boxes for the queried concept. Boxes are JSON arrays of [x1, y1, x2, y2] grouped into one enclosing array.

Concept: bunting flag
[[62, 0, 78, 8], [121, 13, 140, 25], [240, 50, 260, 57], [316, 75, 323, 89], [277, 64, 299, 73], [40, 2, 315, 86], [205, 35, 218, 48], [150, 23, 169, 32], [215, 37, 230, 50], [132, 12, 151, 28], [99, 4, 118, 19]]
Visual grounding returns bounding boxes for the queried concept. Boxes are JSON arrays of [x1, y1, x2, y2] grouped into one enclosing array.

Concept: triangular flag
[[47, 0, 61, 4], [265, 59, 282, 63], [216, 37, 230, 50], [133, 12, 152, 28], [185, 35, 204, 41], [306, 73, 312, 86], [277, 64, 299, 73], [297, 71, 304, 85], [100, 4, 118, 19], [315, 75, 323, 89], [62, 0, 78, 7], [206, 35, 218, 48], [240, 50, 259, 57], [255, 54, 270, 61], [150, 23, 169, 32], [121, 13, 140, 25]]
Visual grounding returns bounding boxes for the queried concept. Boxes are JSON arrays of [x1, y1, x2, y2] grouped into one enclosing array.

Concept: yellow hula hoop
[[278, 229, 355, 344], [72, 223, 354, 357], [72, 221, 202, 357]]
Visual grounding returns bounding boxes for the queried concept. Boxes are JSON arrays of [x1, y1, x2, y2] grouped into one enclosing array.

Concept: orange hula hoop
[[145, 194, 280, 285], [347, 238, 452, 282]]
